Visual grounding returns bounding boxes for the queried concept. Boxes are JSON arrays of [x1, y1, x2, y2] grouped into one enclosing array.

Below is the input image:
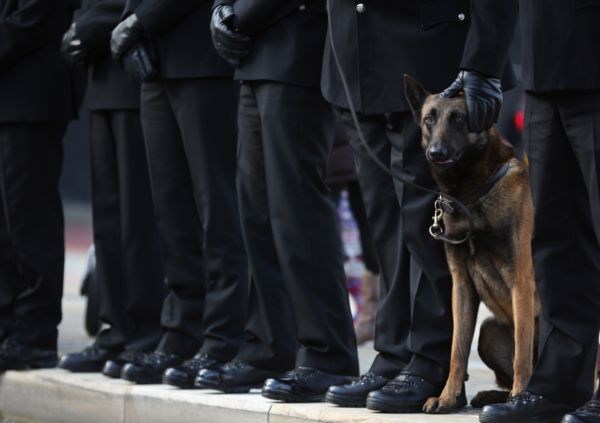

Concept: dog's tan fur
[[403, 75, 540, 414]]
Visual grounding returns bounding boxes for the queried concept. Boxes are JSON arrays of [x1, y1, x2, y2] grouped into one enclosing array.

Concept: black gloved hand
[[121, 41, 158, 82], [110, 14, 145, 62], [210, 5, 252, 67], [61, 22, 88, 66], [440, 70, 502, 133]]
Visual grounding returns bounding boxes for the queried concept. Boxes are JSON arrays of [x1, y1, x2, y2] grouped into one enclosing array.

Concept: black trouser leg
[[525, 91, 600, 408], [239, 82, 358, 376], [338, 111, 412, 378], [234, 84, 297, 372], [339, 110, 452, 384], [90, 110, 164, 352], [387, 112, 452, 386], [141, 79, 247, 360], [0, 123, 65, 350]]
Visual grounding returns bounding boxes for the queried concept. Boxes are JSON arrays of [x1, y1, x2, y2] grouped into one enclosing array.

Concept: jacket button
[[356, 3, 365, 13], [458, 13, 465, 21]]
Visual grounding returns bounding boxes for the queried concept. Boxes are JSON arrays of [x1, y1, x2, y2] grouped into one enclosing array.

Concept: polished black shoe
[[58, 344, 120, 373], [480, 391, 573, 423], [366, 371, 462, 413], [262, 367, 354, 403], [102, 350, 146, 379], [0, 338, 58, 371], [121, 351, 187, 384], [326, 371, 390, 407], [562, 399, 600, 423], [196, 359, 284, 393], [163, 353, 225, 389]]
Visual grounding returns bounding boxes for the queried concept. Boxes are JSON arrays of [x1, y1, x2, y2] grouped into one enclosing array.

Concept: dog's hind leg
[[478, 317, 514, 389], [471, 317, 513, 408]]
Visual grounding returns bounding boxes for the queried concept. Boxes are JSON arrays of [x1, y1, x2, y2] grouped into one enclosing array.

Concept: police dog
[[403, 75, 540, 414]]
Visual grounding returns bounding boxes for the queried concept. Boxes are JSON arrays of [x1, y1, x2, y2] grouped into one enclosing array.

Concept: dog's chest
[[462, 242, 515, 325]]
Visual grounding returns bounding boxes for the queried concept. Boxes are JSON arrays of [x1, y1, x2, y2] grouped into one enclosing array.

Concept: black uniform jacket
[[125, 0, 232, 79], [322, 0, 518, 115], [213, 0, 328, 88], [520, 0, 600, 92], [74, 0, 139, 110], [0, 0, 79, 122]]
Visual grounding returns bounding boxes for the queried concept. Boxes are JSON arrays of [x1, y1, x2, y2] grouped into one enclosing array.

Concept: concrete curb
[[0, 369, 490, 423]]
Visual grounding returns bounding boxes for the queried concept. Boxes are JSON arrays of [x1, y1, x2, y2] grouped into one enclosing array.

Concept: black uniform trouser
[[338, 110, 452, 385], [89, 110, 165, 352], [0, 123, 65, 350], [524, 91, 600, 408], [234, 81, 358, 376], [140, 78, 247, 360]]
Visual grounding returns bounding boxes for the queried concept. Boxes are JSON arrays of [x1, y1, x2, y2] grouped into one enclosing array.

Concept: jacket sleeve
[[0, 0, 56, 68], [133, 0, 209, 34], [75, 0, 125, 54], [231, 0, 306, 34], [459, 0, 518, 78]]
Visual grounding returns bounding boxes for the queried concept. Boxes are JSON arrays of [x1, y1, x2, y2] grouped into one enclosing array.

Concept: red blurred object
[[514, 109, 525, 133]]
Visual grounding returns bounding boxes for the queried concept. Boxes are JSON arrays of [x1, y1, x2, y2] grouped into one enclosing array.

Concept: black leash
[[325, 1, 474, 245]]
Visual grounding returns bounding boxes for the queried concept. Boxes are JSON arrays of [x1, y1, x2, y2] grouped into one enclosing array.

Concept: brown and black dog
[[403, 75, 540, 414]]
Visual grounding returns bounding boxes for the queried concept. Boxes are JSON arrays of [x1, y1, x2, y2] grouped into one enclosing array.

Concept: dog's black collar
[[439, 162, 511, 214]]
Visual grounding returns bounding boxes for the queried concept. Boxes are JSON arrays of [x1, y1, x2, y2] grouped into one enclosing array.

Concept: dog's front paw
[[423, 395, 458, 414]]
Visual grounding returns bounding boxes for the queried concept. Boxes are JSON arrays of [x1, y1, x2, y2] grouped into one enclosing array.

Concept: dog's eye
[[424, 115, 434, 125], [455, 114, 465, 123]]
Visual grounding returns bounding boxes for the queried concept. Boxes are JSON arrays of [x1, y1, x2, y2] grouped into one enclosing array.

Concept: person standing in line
[[57, 0, 166, 377], [322, 0, 518, 413], [109, 0, 248, 387], [0, 0, 80, 370], [480, 2, 600, 422], [326, 124, 380, 346], [195, 0, 359, 402]]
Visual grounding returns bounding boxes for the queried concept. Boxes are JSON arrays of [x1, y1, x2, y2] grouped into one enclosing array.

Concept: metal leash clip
[[429, 195, 445, 239]]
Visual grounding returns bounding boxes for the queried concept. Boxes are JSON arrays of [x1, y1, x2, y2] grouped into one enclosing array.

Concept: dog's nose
[[427, 145, 450, 162]]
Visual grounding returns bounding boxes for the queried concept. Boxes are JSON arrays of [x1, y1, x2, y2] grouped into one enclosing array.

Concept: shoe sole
[[122, 373, 163, 385], [162, 374, 195, 389], [479, 411, 563, 423], [366, 397, 425, 413], [1, 356, 59, 372], [195, 380, 263, 393], [262, 388, 325, 403], [325, 391, 366, 407]]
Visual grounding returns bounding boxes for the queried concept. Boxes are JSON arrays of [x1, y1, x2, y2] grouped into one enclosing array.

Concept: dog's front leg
[[511, 254, 536, 396], [424, 253, 479, 414]]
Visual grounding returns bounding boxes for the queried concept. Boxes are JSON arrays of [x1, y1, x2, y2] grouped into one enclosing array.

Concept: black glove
[[440, 70, 502, 133], [61, 22, 88, 66], [110, 14, 145, 62], [210, 5, 252, 67], [121, 41, 158, 82]]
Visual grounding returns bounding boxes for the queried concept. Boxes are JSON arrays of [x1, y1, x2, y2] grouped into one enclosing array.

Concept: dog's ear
[[404, 74, 430, 125]]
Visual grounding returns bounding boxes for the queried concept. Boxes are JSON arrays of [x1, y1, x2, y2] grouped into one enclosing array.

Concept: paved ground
[[0, 204, 500, 422]]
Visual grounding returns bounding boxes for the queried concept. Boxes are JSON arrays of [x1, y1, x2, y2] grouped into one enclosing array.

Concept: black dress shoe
[[262, 367, 354, 403], [58, 344, 120, 373], [326, 371, 390, 407], [0, 338, 57, 371], [562, 399, 600, 423], [480, 391, 573, 423], [195, 360, 284, 393], [121, 351, 187, 384], [102, 350, 146, 379], [163, 353, 225, 389], [366, 371, 462, 413]]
